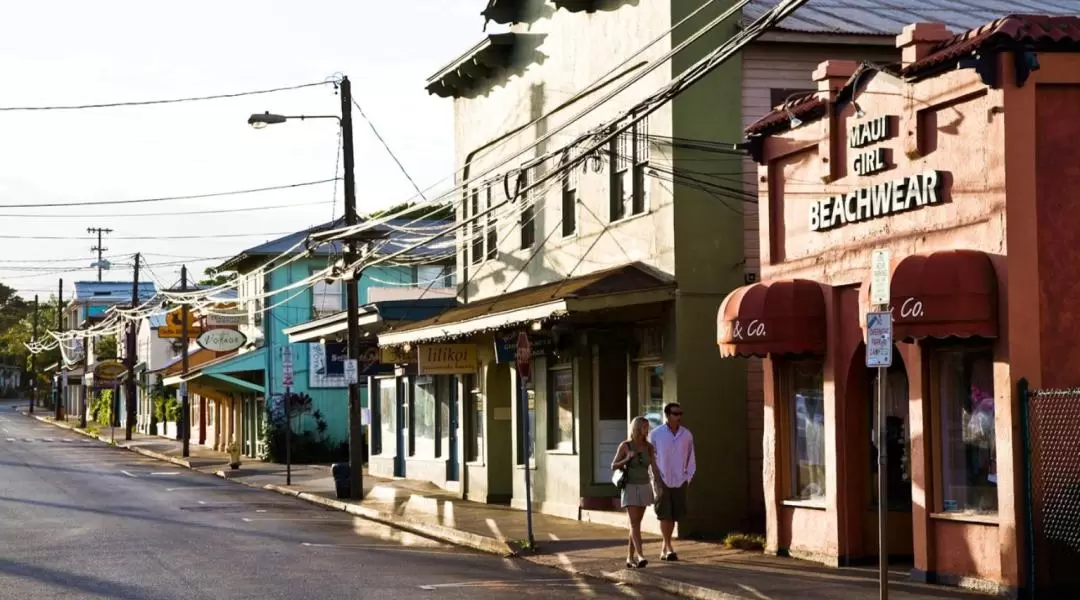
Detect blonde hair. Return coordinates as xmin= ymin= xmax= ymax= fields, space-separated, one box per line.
xmin=627 ymin=416 xmax=650 ymax=443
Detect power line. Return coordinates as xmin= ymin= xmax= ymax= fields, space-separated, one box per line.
xmin=0 ymin=80 xmax=330 ymax=112
xmin=352 ymin=98 xmax=426 ymax=201
xmin=0 ymin=178 xmax=339 ymax=209
xmin=0 ymin=200 xmax=335 ymax=218
xmin=0 ymin=232 xmax=290 ymax=240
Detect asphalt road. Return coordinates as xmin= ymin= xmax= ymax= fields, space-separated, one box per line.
xmin=0 ymin=401 xmax=668 ymax=600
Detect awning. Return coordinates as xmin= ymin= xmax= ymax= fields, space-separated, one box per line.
xmin=717 ymin=279 xmax=828 ymax=358
xmin=282 ymin=299 xmax=458 ymax=344
xmin=378 ymin=262 xmax=675 ymax=346
xmin=163 ymin=348 xmax=265 ymax=394
xmin=860 ymin=249 xmax=999 ymax=341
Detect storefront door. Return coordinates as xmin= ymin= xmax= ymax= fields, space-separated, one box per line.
xmin=395 ymin=378 xmax=408 ymax=478
xmin=448 ymin=382 xmax=459 ymax=482
xmin=866 ymin=347 xmax=913 ymax=559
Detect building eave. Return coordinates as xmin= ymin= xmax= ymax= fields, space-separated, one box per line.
xmin=425 ymin=33 xmax=547 ymax=99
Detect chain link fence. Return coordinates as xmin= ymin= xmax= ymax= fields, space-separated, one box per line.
xmin=1020 ymin=379 xmax=1080 ymax=598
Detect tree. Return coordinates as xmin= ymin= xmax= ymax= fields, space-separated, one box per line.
xmin=94 ymin=335 xmax=118 ymax=360
xmin=0 ymin=290 xmax=60 ymax=394
xmin=198 ymin=266 xmax=237 ymax=288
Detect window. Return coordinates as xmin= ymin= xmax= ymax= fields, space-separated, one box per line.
xmin=470 ymin=189 xmax=483 ymax=265
xmin=786 ymin=359 xmax=825 ymax=502
xmin=609 ymin=116 xmax=649 ymax=222
xmin=413 ymin=376 xmax=437 ymax=457
xmin=378 ymin=378 xmax=396 ymax=456
xmin=517 ymin=378 xmax=536 ymax=466
xmin=417 ymin=265 xmax=452 ymax=289
xmin=549 ymin=366 xmax=574 ymax=451
xmin=639 ymin=364 xmax=664 ymax=430
xmin=935 ymin=349 xmax=997 ymax=515
xmin=486 ymin=185 xmax=498 ymax=259
xmin=465 ymin=374 xmax=484 ymax=462
xmin=519 ymin=168 xmax=535 ymax=249
xmin=561 ymin=152 xmax=578 ymax=237
xmin=770 ymin=88 xmax=815 ymax=109
xmin=311 ymin=269 xmax=342 ymax=318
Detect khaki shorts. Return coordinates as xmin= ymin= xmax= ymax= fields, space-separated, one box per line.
xmin=621 ymin=483 xmax=655 ymax=507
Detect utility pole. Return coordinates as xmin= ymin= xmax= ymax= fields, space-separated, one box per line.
xmin=30 ymin=296 xmax=38 ymax=414
xmin=55 ymin=279 xmax=64 ymax=420
xmin=87 ymin=228 xmax=113 ymax=282
xmin=180 ymin=265 xmax=190 ymax=458
xmin=124 ymin=253 xmax=140 ymax=441
xmin=340 ymin=75 xmax=364 ymax=500
xmin=79 ymin=327 xmax=88 ymax=429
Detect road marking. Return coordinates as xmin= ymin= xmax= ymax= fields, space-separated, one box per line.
xmin=300 ymin=542 xmax=457 ymax=554
xmin=150 ymin=472 xmax=182 ymax=476
xmin=4 ymin=438 xmax=13 ymax=442
xmin=120 ymin=470 xmax=137 ymax=478
xmin=417 ymin=579 xmax=584 ymax=591
xmin=241 ymin=517 xmax=348 ymax=522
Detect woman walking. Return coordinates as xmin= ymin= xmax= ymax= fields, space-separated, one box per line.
xmin=611 ymin=416 xmax=658 ymax=568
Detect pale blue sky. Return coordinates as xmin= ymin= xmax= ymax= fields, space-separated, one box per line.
xmin=0 ymin=1 xmax=487 ymax=297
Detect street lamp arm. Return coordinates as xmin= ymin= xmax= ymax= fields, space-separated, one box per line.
xmin=247 ymin=111 xmax=340 ymax=128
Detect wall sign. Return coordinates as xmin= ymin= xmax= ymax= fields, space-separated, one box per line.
xmin=418 ymin=344 xmax=477 ymax=375
xmin=809 ymin=170 xmax=943 ymax=232
xmin=720 ymin=318 xmax=768 ymax=342
xmin=196 ymin=328 xmax=247 ymax=352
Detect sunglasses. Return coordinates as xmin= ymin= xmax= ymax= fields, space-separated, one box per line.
xmin=669 ymin=411 xmax=683 ymax=417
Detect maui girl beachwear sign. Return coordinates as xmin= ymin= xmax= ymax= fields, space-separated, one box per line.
xmin=810 ymin=169 xmax=945 ymax=232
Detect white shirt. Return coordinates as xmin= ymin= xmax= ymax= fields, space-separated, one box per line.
xmin=648 ymin=424 xmax=696 ymax=487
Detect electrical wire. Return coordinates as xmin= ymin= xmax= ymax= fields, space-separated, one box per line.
xmin=352 ymin=98 xmax=427 ymax=201
xmin=0 ymin=80 xmax=331 ymax=112
xmin=0 ymin=232 xmax=294 ymax=241
xmin=0 ymin=200 xmax=334 ymax=219
xmin=0 ymin=178 xmax=339 ymax=209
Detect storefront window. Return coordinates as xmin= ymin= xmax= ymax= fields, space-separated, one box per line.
xmin=465 ymin=374 xmax=483 ymax=462
xmin=787 ymin=360 xmax=826 ymax=502
xmin=936 ymin=349 xmax=997 ymax=515
xmin=379 ymin=378 xmax=396 ymax=457
xmin=413 ymin=376 xmax=437 ymax=458
xmin=549 ymin=366 xmax=574 ymax=451
xmin=640 ymin=364 xmax=664 ymax=429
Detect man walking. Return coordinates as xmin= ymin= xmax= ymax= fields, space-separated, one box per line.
xmin=648 ymin=401 xmax=695 ymax=561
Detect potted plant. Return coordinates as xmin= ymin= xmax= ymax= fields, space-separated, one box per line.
xmin=227 ymin=442 xmax=242 ymax=470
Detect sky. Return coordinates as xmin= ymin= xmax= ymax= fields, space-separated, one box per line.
xmin=0 ymin=1 xmax=486 ymax=299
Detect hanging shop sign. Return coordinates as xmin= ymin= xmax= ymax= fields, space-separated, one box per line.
xmin=379 ymin=346 xmax=415 ymax=365
xmin=418 ymin=343 xmax=477 ymax=375
xmin=93 ymin=359 xmax=127 ymax=384
xmin=493 ymin=331 xmax=550 ymax=363
xmin=196 ymin=328 xmax=247 ymax=352
xmin=205 ymin=302 xmax=248 ymax=327
xmin=158 ymin=308 xmax=202 ymax=339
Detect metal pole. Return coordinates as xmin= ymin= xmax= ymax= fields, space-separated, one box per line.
xmin=79 ymin=321 xmax=88 ymax=429
xmin=877 ymin=358 xmax=889 ymax=600
xmin=124 ymin=253 xmax=140 ymax=440
xmin=520 ymin=376 xmax=534 ymax=547
xmin=180 ymin=265 xmax=190 ymax=458
xmin=56 ymin=279 xmax=64 ymax=420
xmin=285 ymin=386 xmax=292 ymax=485
xmin=340 ymin=75 xmax=365 ymax=500
xmin=30 ymin=296 xmax=38 ymax=414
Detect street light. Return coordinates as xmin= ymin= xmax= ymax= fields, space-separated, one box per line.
xmin=247 ymin=75 xmax=365 ymax=500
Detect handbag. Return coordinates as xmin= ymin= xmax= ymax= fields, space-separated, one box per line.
xmin=612 ymin=466 xmax=627 ymax=489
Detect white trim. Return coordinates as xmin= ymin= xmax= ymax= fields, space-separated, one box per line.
xmin=378 ymin=300 xmax=568 ymax=346
xmin=284 ymin=312 xmax=381 ymax=344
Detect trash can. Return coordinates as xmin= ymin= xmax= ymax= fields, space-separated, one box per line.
xmin=332 ymin=462 xmax=351 ymax=499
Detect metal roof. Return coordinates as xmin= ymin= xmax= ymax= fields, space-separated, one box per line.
xmin=73 ymin=281 xmax=157 ymax=303
xmin=742 ymin=0 xmax=1080 ymax=36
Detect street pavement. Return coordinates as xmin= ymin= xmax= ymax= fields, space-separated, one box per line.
xmin=0 ymin=401 xmax=669 ymax=600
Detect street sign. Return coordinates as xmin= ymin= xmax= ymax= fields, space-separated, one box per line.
xmin=870 ymin=249 xmax=891 ymax=306
xmin=515 ymin=331 xmax=532 ymax=381
xmin=343 ymin=359 xmax=358 ymax=385
xmin=281 ymin=345 xmax=294 ymax=386
xmin=865 ymin=311 xmax=893 ymax=368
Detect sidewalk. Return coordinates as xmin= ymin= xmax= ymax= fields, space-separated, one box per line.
xmin=26 ymin=411 xmax=993 ymax=600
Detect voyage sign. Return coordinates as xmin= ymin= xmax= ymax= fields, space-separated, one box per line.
xmin=418 ymin=344 xmax=477 ymax=375
xmin=196 ymin=328 xmax=247 ymax=352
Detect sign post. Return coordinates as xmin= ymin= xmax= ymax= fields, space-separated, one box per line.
xmin=281 ymin=345 xmax=294 ymax=486
xmin=515 ymin=331 xmax=535 ymax=548
xmin=867 ymin=248 xmax=892 ymax=600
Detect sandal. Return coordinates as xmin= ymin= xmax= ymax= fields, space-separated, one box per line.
xmin=636 ymin=558 xmax=648 ymax=568
xmin=661 ymin=552 xmax=679 ymax=561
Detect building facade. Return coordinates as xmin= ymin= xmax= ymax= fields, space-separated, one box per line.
xmin=722 ymin=15 xmax=1080 ymax=595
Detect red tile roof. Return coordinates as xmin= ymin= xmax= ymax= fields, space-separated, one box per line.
xmin=902 ymin=14 xmax=1080 ymax=76
xmin=744 ymin=14 xmax=1080 ymax=137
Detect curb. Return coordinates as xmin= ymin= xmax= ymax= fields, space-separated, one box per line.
xmin=214 ymin=470 xmax=518 ymax=558
xmin=602 ymin=569 xmax=747 ymax=600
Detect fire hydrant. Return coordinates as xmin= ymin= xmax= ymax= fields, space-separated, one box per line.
xmin=227 ymin=442 xmax=242 ymax=470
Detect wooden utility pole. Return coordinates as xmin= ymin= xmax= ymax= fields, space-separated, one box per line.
xmin=88 ymin=227 xmax=113 ymax=282
xmin=29 ymin=296 xmax=38 ymax=414
xmin=124 ymin=253 xmax=140 ymax=440
xmin=340 ymin=75 xmax=365 ymax=499
xmin=180 ymin=265 xmax=190 ymax=458
xmin=55 ymin=279 xmax=64 ymax=420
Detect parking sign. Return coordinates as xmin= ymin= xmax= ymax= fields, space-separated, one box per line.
xmin=865 ymin=311 xmax=893 ymax=368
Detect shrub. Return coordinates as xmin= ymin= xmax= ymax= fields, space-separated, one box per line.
xmin=260 ymin=393 xmax=348 ymax=464
xmin=722 ymin=532 xmax=766 ymax=551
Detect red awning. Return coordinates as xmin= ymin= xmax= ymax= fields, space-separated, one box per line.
xmin=717 ymin=279 xmax=828 ymax=358
xmin=860 ymin=249 xmax=999 ymax=341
